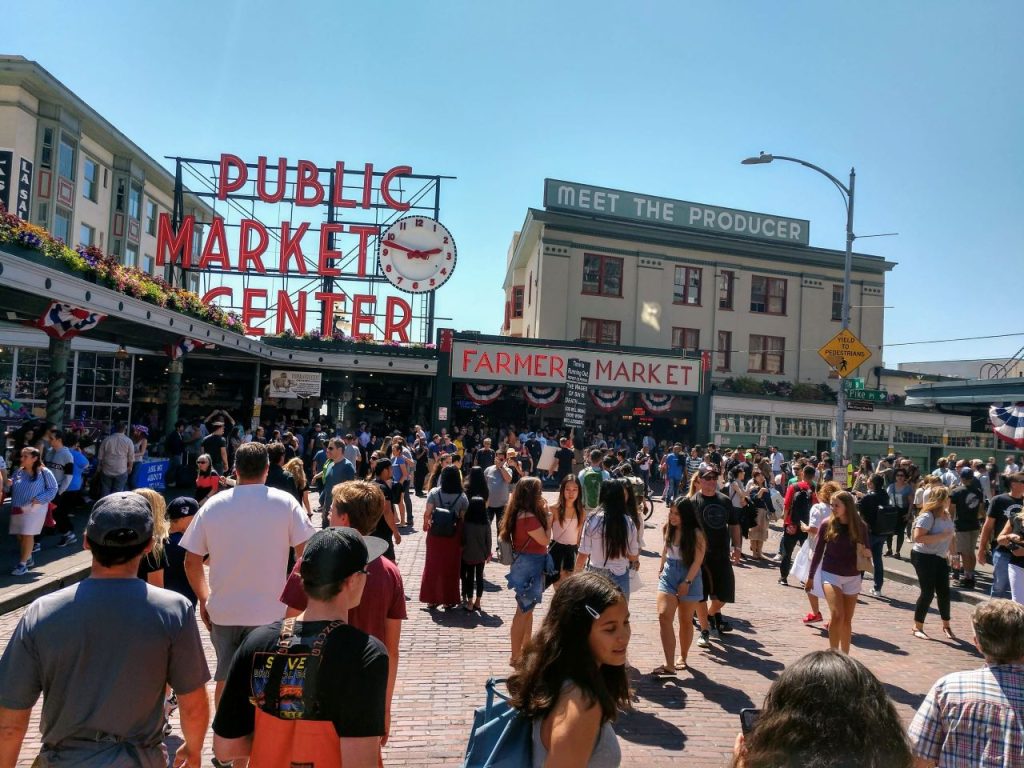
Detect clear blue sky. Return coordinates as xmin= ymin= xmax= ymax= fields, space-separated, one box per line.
xmin=10 ymin=1 xmax=1023 ymax=366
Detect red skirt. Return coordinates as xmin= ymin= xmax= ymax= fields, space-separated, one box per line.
xmin=419 ymin=524 xmax=463 ymax=605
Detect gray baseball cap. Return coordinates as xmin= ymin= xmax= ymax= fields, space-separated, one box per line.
xmin=86 ymin=492 xmax=154 ymax=547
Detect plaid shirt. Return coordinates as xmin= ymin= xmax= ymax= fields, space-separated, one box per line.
xmin=908 ymin=663 xmax=1024 ymax=768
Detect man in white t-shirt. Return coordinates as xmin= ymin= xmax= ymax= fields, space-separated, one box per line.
xmin=770 ymin=446 xmax=784 ymax=476
xmin=182 ymin=441 xmax=315 ymax=705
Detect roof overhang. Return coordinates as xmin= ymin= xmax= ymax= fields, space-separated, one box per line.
xmin=904 ymin=377 xmax=1024 ymax=406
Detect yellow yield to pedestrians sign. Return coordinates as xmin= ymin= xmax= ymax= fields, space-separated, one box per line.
xmin=818 ymin=328 xmax=871 ymax=378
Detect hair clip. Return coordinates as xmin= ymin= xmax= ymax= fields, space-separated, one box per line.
xmin=584 ymin=604 xmax=601 ymax=620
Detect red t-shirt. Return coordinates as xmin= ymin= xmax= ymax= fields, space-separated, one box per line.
xmin=279 ymin=554 xmax=407 ymax=642
xmin=513 ymin=514 xmax=548 ymax=555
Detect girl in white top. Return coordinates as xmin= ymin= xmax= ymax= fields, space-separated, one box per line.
xmin=508 ymin=571 xmax=628 ymax=767
xmin=576 ymin=480 xmax=640 ymax=601
xmin=549 ymin=475 xmax=586 ymax=588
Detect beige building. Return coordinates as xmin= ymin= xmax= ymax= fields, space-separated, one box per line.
xmin=0 ymin=55 xmax=209 ymax=291
xmin=502 ymin=178 xmax=894 ymax=388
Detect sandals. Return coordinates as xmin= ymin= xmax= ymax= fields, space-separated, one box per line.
xmin=942 ymin=626 xmax=956 ymax=641
xmin=674 ymin=657 xmax=688 ymax=670
xmin=913 ymin=629 xmax=929 ymax=640
xmin=652 ymin=665 xmax=676 ymax=677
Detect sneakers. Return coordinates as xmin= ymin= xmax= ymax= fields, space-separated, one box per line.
xmin=802 ymin=612 xmax=823 ymax=624
xmin=711 ymin=614 xmax=733 ymax=634
xmin=11 ymin=562 xmax=29 ymax=576
xmin=777 ymin=577 xmax=788 ymax=586
xmin=58 ymin=532 xmax=78 ymax=547
xmin=869 ymin=587 xmax=882 ymax=597
xmin=32 ymin=543 xmax=42 ymax=553
xmin=959 ymin=579 xmax=975 ymax=590
xmin=696 ymin=630 xmax=711 ymax=648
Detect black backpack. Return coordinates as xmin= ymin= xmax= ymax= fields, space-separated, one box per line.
xmin=788 ymin=486 xmax=813 ymax=527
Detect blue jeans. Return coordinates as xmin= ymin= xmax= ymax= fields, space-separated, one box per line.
xmin=99 ymin=471 xmax=128 ymax=497
xmin=991 ymin=548 xmax=1012 ymax=599
xmin=663 ymin=476 xmax=682 ymax=504
xmin=870 ymin=535 xmax=886 ymax=591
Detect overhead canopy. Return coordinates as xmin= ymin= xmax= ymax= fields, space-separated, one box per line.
xmin=904 ymin=377 xmax=1024 ymax=406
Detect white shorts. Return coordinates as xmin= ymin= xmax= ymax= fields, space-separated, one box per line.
xmin=821 ymin=570 xmax=862 ymax=596
xmin=8 ymin=502 xmax=47 ymax=536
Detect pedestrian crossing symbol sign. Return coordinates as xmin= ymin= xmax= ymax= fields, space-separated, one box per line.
xmin=818 ymin=328 xmax=871 ymax=378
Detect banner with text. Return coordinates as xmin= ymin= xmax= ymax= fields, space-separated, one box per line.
xmin=563 ymin=359 xmax=590 ymax=429
xmin=452 ymin=342 xmax=700 ymax=394
xmin=269 ymin=370 xmax=322 ymax=399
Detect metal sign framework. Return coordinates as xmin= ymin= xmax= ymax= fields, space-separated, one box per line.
xmin=169 ymin=156 xmax=455 ymax=343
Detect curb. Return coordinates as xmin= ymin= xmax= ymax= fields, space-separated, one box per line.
xmin=0 ymin=562 xmax=92 ymax=616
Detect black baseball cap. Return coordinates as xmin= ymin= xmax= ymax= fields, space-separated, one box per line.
xmin=698 ymin=467 xmax=720 ymax=478
xmin=86 ymin=492 xmax=154 ymax=548
xmin=300 ymin=527 xmax=387 ymax=589
xmin=167 ymin=496 xmax=200 ymax=520
xmin=959 ymin=467 xmax=975 ymax=479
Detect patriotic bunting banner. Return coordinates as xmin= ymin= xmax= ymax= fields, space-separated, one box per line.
xmin=640 ymin=392 xmax=674 ymax=412
xmin=34 ymin=302 xmax=106 ymax=340
xmin=523 ymin=385 xmax=562 ymax=408
xmin=590 ymin=389 xmax=626 ymax=412
xmin=463 ymin=383 xmax=504 ymax=405
xmin=166 ymin=338 xmax=214 ymax=359
xmin=989 ymin=403 xmax=1024 ymax=449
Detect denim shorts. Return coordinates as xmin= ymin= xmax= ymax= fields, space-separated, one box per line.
xmin=586 ymin=564 xmax=631 ymax=599
xmin=658 ymin=558 xmax=704 ymax=600
xmin=506 ymin=552 xmax=549 ymax=613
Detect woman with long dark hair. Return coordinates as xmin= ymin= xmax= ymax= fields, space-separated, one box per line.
xmin=499 ymin=476 xmax=551 ymax=666
xmin=549 ymin=474 xmax=586 ymax=588
xmin=508 ymin=571 xmax=629 ymax=767
xmin=420 ymin=465 xmax=468 ymax=609
xmin=7 ymin=446 xmax=58 ymax=576
xmin=806 ymin=491 xmax=871 ymax=654
xmin=575 ymin=480 xmax=640 ymax=600
xmin=731 ymin=650 xmax=911 ymax=768
xmin=654 ymin=496 xmax=707 ymax=674
xmin=460 ymin=466 xmax=491 ymax=611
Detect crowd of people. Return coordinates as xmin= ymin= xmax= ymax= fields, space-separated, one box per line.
xmin=0 ymin=414 xmax=1022 ymax=766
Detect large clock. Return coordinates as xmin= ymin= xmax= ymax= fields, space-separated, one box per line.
xmin=377 ymin=215 xmax=457 ymax=293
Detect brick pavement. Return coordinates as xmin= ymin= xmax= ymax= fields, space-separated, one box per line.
xmin=0 ymin=492 xmax=988 ymax=767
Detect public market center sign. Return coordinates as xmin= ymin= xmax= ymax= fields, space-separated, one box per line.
xmin=544 ymin=179 xmax=810 ymax=246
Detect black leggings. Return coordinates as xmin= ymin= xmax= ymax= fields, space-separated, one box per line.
xmin=461 ymin=561 xmax=484 ymax=600
xmin=886 ymin=510 xmax=911 ymax=553
xmin=911 ymin=550 xmax=950 ymax=623
xmin=780 ymin=530 xmax=807 ymax=580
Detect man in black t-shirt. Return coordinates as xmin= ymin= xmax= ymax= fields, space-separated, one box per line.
xmin=371 ymin=459 xmax=402 ymax=561
xmin=977 ymin=471 xmax=1023 ymax=600
xmin=950 ymin=468 xmax=986 ymax=589
xmin=554 ymin=437 xmax=575 ymax=482
xmin=692 ymin=467 xmax=741 ymax=647
xmin=202 ymin=422 xmax=228 ymax=475
xmin=213 ymin=527 xmax=389 ymax=766
xmin=474 ymin=438 xmax=496 ymax=470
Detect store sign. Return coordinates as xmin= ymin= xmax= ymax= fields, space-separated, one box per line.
xmin=544 ymin=179 xmax=810 ymax=246
xmin=0 ymin=150 xmax=11 ymax=212
xmin=452 ymin=342 xmax=700 ymax=394
xmin=269 ymin=370 xmax=322 ymax=399
xmin=563 ymin=359 xmax=589 ymax=429
xmin=157 ymin=154 xmax=455 ymax=341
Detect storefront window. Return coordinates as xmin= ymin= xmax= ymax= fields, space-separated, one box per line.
xmin=775 ymin=416 xmax=831 ymax=439
xmin=715 ymin=412 xmax=769 ymax=435
xmin=0 ymin=347 xmax=14 ymax=397
xmin=893 ymin=426 xmax=944 ymax=444
xmin=15 ymin=348 xmax=50 ymax=402
xmin=849 ymin=422 xmax=890 ymax=441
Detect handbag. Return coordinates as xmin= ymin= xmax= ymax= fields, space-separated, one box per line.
xmin=497 ymin=539 xmax=515 ymax=566
xmin=857 ymin=547 xmax=873 ymax=573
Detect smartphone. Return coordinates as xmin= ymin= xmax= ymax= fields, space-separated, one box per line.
xmin=739 ymin=708 xmax=760 ymax=734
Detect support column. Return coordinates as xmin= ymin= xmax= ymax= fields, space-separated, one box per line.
xmin=694 ymin=362 xmax=713 ymax=445
xmin=166 ymin=359 xmax=183 ymax=437
xmin=46 ymin=337 xmax=71 ymax=428
xmin=431 ymin=332 xmax=453 ymax=435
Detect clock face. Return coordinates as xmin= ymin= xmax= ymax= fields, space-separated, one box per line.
xmin=377 ymin=216 xmax=457 ymax=293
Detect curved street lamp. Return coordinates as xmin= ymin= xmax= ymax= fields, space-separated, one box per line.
xmin=742 ymin=151 xmax=856 ymax=464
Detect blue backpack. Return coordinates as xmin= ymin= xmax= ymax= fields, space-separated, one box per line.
xmin=463 ymin=677 xmax=533 ymax=767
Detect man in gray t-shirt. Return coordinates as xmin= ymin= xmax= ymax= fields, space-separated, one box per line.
xmin=484 ymin=454 xmax=513 ymax=530
xmin=0 ymin=492 xmax=211 ymax=767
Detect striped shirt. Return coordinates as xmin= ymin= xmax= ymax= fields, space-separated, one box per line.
xmin=10 ymin=468 xmax=58 ymax=509
xmin=908 ymin=663 xmax=1024 ymax=768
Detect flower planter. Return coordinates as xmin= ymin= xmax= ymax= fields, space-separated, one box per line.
xmin=263 ymin=336 xmax=437 ymax=359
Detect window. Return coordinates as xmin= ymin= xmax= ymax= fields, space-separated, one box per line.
xmin=124 ymin=245 xmax=138 ymax=268
xmin=716 ymin=330 xmax=732 ymax=371
xmin=527 ymin=271 xmax=532 ymax=306
xmin=142 ymin=253 xmax=155 ymax=274
xmin=145 ymin=199 xmax=158 ymax=236
xmin=112 ymin=238 xmax=122 ymax=255
xmin=115 ymin=179 xmax=126 ymax=212
xmin=580 ymin=318 xmax=620 ymax=345
xmin=512 ymin=286 xmax=524 ymax=318
xmin=53 ymin=207 xmax=72 ymax=243
xmin=36 ymin=202 xmax=48 ymax=226
xmin=750 ymin=275 xmax=787 ymax=314
xmin=776 ymin=417 xmax=831 ymax=439
xmin=15 ymin=348 xmax=50 ymax=401
xmin=748 ymin=334 xmax=785 ymax=374
xmin=582 ymin=254 xmax=623 ymax=297
xmin=79 ymin=223 xmax=95 ymax=247
xmin=128 ymin=184 xmax=142 ymax=220
xmin=673 ymin=266 xmax=702 ymax=305
xmin=719 ymin=270 xmax=734 ymax=310
xmin=40 ymin=127 xmax=54 ymax=169
xmin=83 ymin=158 xmax=99 ymax=201
xmin=503 ymin=301 xmax=511 ymax=330
xmin=831 ymin=284 xmax=843 ymax=321
xmin=58 ymin=136 xmax=77 ymax=180
xmin=671 ymin=327 xmax=700 ymax=351
xmin=716 ymin=412 xmax=770 ymax=435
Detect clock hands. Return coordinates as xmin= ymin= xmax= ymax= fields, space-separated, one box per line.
xmin=384 ymin=241 xmax=416 ymax=254
xmin=382 ymin=242 xmax=441 ymax=260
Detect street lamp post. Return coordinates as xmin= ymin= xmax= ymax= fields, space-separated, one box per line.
xmin=742 ymin=151 xmax=856 ymax=465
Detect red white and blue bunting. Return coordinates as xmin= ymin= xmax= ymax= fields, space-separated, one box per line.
xmin=166 ymin=337 xmax=215 ymax=360
xmin=989 ymin=403 xmax=1024 ymax=449
xmin=590 ymin=389 xmax=626 ymax=412
xmin=463 ymin=383 xmax=504 ymax=405
xmin=523 ymin=385 xmax=562 ymax=408
xmin=35 ymin=302 xmax=106 ymax=340
xmin=640 ymin=392 xmax=674 ymax=413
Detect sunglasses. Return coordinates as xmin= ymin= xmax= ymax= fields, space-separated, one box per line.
xmin=197 ymin=460 xmax=209 ymax=465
